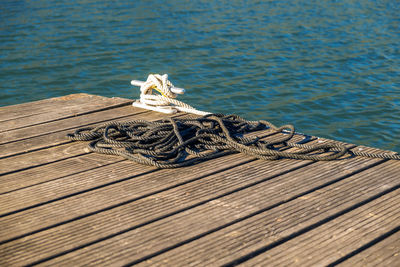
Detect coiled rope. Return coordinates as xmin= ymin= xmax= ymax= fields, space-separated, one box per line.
xmin=67 ymin=114 xmax=400 ymax=168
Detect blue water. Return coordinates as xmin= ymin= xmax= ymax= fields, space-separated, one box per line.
xmin=1 ymin=0 xmax=399 ymax=152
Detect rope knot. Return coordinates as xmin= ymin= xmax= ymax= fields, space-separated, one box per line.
xmin=140 ymin=74 xmax=176 ymax=98
xmin=132 ymin=73 xmax=210 ymax=116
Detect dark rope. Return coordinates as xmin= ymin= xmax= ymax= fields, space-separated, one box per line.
xmin=66 ymin=114 xmax=400 ymax=168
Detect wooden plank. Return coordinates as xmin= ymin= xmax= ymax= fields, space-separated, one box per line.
xmin=239 ymin=188 xmax=400 ymax=266
xmin=0 ymin=146 xmax=385 ymax=265
xmin=0 ymin=153 xmax=125 ymax=194
xmin=0 ymin=105 xmax=148 ymax=158
xmin=131 ymin=159 xmax=399 ymax=267
xmin=0 ymin=142 xmax=86 ymax=175
xmin=337 ymin=230 xmax=400 ymax=266
xmin=0 ymin=94 xmax=131 ymax=130
xmin=0 ymin=101 xmax=136 ymax=146
xmin=0 ymin=93 xmax=94 ymax=121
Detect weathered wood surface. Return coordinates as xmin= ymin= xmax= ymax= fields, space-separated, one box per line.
xmin=0 ymin=94 xmax=399 ymax=266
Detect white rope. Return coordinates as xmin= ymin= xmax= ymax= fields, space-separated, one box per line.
xmin=131 ymin=74 xmax=210 ymax=116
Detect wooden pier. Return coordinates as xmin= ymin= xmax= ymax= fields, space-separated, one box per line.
xmin=1 ymin=93 xmax=399 ymax=266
